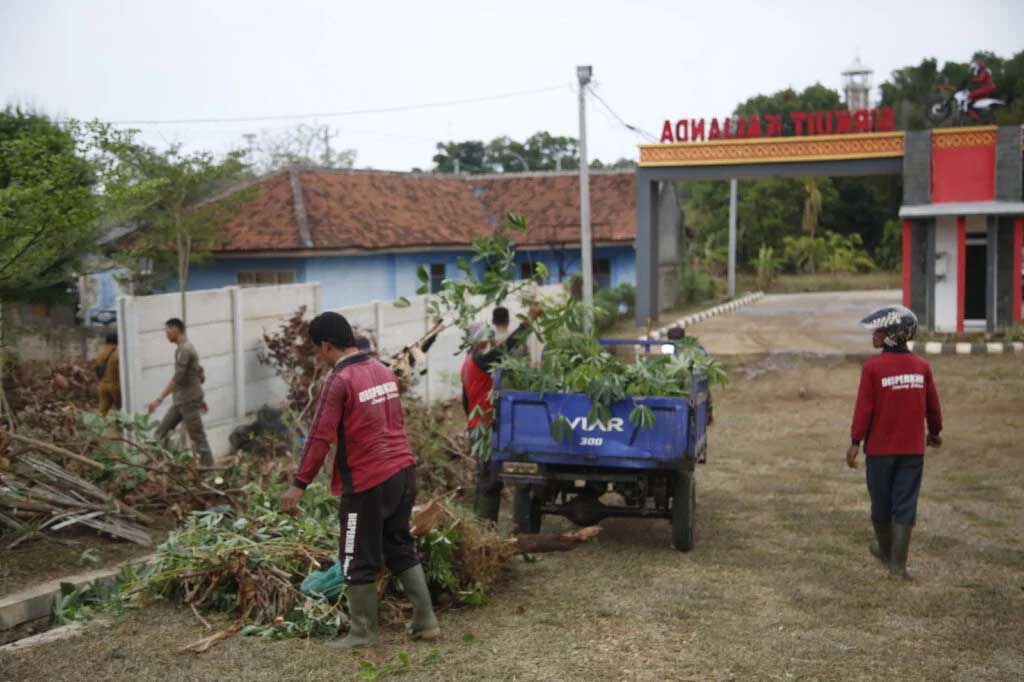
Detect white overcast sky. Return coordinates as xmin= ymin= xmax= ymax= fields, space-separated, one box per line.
xmin=2 ymin=0 xmax=1022 ymax=171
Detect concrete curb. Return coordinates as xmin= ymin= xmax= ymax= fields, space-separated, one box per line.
xmin=647 ymin=292 xmax=766 ymax=340
xmin=908 ymin=340 xmax=1024 ymax=356
xmin=0 ymin=554 xmax=154 ymax=632
xmin=0 ymin=620 xmax=100 ymax=654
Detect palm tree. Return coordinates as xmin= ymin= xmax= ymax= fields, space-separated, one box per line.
xmin=802 ymin=178 xmax=823 ymax=273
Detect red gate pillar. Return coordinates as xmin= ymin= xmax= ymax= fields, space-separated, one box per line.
xmin=956 ymin=216 xmax=966 ymax=333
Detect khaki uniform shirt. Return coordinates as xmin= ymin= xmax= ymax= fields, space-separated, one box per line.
xmin=172 ymin=340 xmax=204 ymax=405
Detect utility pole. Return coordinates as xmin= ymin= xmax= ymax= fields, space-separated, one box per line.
xmin=577 ymin=65 xmax=594 ymax=333
xmin=728 ymin=178 xmax=738 ymax=299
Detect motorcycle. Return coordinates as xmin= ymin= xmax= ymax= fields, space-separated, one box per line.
xmin=926 ymin=81 xmax=1004 ymax=126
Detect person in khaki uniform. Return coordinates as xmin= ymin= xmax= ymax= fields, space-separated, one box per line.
xmin=147 ymin=318 xmax=213 ymax=466
xmin=95 ymin=332 xmax=121 ymax=416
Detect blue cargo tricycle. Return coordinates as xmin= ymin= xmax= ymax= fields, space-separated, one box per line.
xmin=491 ymin=339 xmax=710 ymax=551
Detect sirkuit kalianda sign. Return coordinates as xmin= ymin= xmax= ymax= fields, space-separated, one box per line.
xmin=659 ymin=107 xmax=896 ymax=143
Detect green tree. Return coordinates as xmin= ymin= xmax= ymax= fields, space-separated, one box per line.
xmin=1 ymin=108 xmax=154 ymax=423
xmin=879 ymin=50 xmax=1024 ymax=128
xmin=246 ymin=123 xmax=356 ymax=175
xmin=432 ymin=140 xmax=490 ymax=173
xmin=117 ymin=145 xmax=254 ymax=323
xmin=734 ymin=83 xmax=842 ymax=135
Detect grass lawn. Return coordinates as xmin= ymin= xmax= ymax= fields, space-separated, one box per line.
xmin=4 ymin=354 xmax=1022 ymax=681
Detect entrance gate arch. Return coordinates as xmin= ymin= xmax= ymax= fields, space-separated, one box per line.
xmin=634 ymin=127 xmax=1024 ymax=333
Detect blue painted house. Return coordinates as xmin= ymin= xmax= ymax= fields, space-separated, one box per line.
xmin=159 ymin=168 xmax=680 ymax=310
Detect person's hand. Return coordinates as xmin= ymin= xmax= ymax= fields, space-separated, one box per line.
xmin=280 ymin=486 xmax=305 ymax=516
xmin=846 ymin=444 xmax=860 ymax=469
xmin=927 ymin=433 xmax=943 ymax=448
xmin=147 ymin=399 xmax=161 ymax=414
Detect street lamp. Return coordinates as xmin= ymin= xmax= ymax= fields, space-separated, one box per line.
xmin=577 ymin=65 xmax=593 ymax=333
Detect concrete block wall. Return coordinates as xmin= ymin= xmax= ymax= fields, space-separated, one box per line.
xmin=119 ymin=281 xmax=562 ymax=457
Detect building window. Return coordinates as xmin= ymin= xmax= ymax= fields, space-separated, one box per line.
xmin=520 ymin=260 xmax=539 ymax=281
xmin=237 ymin=271 xmax=295 ymax=288
xmin=429 ymin=263 xmax=446 ymax=294
xmin=594 ymin=258 xmax=612 ymax=289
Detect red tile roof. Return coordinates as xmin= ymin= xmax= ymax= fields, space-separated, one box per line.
xmin=217 ymin=169 xmax=636 ymax=253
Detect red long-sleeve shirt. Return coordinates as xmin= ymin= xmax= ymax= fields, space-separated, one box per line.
xmin=851 ymin=350 xmax=942 ymax=456
xmin=969 ymin=67 xmax=995 ymax=100
xmin=293 ymin=353 xmax=415 ymax=496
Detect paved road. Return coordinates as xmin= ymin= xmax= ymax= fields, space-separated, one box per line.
xmin=683 ymin=289 xmax=901 ymax=355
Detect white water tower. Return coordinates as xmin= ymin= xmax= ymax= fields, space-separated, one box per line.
xmin=842 ymin=57 xmax=873 ymax=111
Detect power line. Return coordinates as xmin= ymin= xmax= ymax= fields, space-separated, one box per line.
xmin=104 ymin=83 xmax=574 ymax=126
xmin=586 ymin=84 xmax=659 ymax=143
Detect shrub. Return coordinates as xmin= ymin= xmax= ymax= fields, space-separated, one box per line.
xmin=677 ymin=265 xmax=717 ymax=305
xmin=751 ymin=244 xmax=784 ymax=290
xmin=823 ymin=232 xmax=876 ymax=273
xmin=783 ymin=235 xmax=829 ymax=274
xmin=876 ymin=219 xmax=903 ymax=271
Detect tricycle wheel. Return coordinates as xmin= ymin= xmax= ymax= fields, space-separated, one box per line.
xmin=512 ymin=485 xmax=542 ymax=534
xmin=671 ymin=472 xmax=696 ymax=552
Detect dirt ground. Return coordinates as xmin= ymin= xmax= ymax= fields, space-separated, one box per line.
xmin=0 ymin=528 xmax=167 ymax=598
xmin=2 ymin=352 xmax=1021 ymax=681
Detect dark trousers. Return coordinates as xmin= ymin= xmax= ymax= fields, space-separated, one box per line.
xmin=865 ymin=455 xmax=924 ymax=526
xmin=338 ymin=466 xmax=420 ymax=586
xmin=476 ymin=455 xmax=503 ymax=498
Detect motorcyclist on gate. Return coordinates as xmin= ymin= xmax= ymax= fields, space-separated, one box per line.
xmin=963 ymin=58 xmax=996 ymax=120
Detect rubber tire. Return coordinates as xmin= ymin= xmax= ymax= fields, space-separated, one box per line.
xmin=671 ymin=472 xmax=696 ymax=552
xmin=512 ymin=486 xmax=542 ymax=535
xmin=925 ymin=94 xmax=951 ymax=125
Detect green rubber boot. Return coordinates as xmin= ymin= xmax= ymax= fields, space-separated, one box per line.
xmin=397 ymin=564 xmax=440 ymax=641
xmin=326 ymin=583 xmax=379 ymax=650
xmin=870 ymin=521 xmax=892 ymax=564
xmin=474 ymin=491 xmax=501 ymax=523
xmin=889 ymin=524 xmax=913 ymax=580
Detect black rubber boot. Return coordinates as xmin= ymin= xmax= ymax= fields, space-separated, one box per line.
xmin=474 ymin=491 xmax=500 ymax=523
xmin=326 ymin=583 xmax=379 ymax=650
xmin=889 ymin=524 xmax=913 ymax=580
xmin=397 ymin=564 xmax=440 ymax=641
xmin=870 ymin=521 xmax=892 ymax=564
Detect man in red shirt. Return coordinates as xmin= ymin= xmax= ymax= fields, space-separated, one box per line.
xmin=462 ymin=304 xmax=541 ymax=521
xmin=966 ymin=58 xmax=996 ymax=121
xmin=279 ymin=312 xmax=438 ymax=649
xmin=846 ymin=306 xmax=943 ymax=579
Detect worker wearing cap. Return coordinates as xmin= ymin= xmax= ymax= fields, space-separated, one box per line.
xmin=847 ymin=305 xmax=943 ymax=580
xmin=280 ymin=312 xmax=439 ymax=649
xmin=462 ymin=303 xmax=542 ymax=521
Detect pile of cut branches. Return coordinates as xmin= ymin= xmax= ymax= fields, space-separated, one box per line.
xmin=494 ymin=297 xmax=728 ymax=437
xmin=0 ymin=412 xmax=251 ymax=549
xmin=127 ymin=482 xmax=600 ymax=650
xmin=5 ymin=358 xmax=98 ymax=448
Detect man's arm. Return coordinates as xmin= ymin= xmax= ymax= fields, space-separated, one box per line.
xmin=147 ymin=378 xmax=175 ymax=413
xmin=281 ymin=374 xmax=345 ymax=514
xmin=925 ymin=366 xmax=943 ymax=442
xmin=850 ymin=364 xmax=875 ymax=444
xmin=472 ymin=322 xmax=532 ymax=372
xmin=847 ymin=365 xmax=874 ymax=467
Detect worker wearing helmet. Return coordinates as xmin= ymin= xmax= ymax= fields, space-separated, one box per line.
xmin=847 ymin=305 xmax=943 ymax=580
xmin=965 ymin=58 xmax=996 ymax=120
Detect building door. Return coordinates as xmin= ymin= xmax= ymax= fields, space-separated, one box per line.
xmin=964 ymin=239 xmax=987 ymax=323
